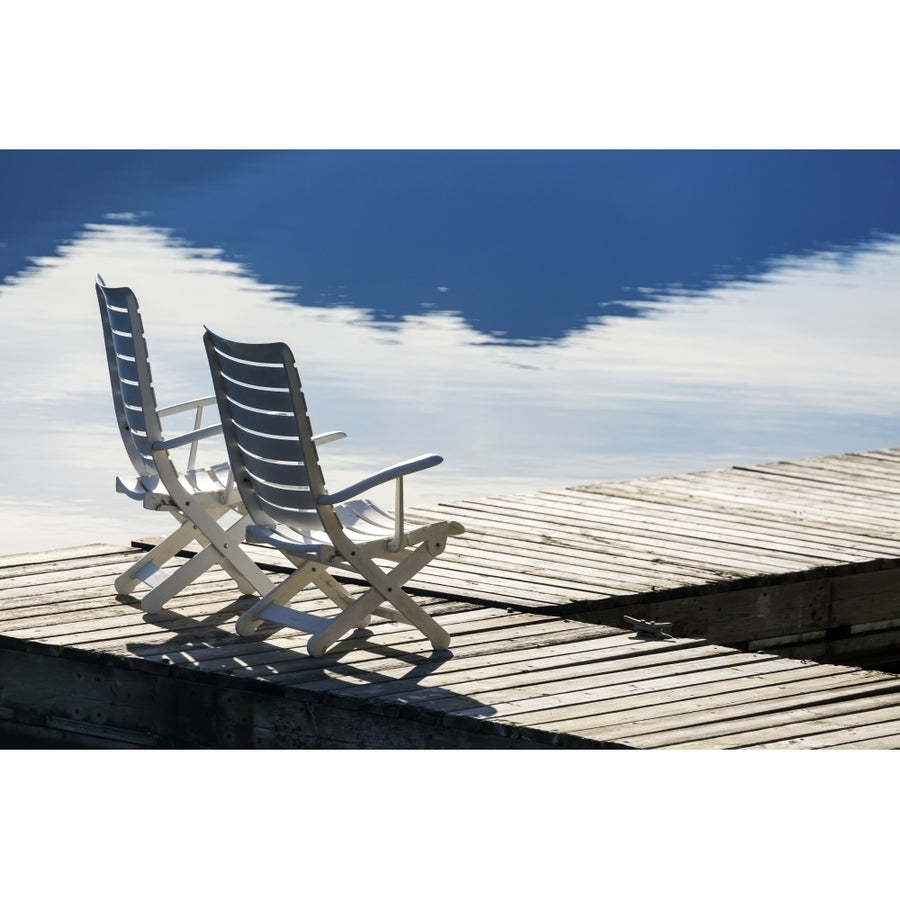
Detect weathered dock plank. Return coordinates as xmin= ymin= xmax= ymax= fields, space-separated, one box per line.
xmin=3 ymin=447 xmax=900 ymax=748
xmin=402 ymin=449 xmax=900 ymax=664
xmin=1 ymin=550 xmax=899 ymax=748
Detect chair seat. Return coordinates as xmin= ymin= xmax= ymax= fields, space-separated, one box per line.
xmin=115 ymin=462 xmax=237 ymax=508
xmin=245 ymin=498 xmax=462 ymax=563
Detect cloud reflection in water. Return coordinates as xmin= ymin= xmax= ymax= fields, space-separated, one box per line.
xmin=1 ymin=222 xmax=898 ymax=554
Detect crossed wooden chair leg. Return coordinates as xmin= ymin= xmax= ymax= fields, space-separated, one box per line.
xmin=117 ymin=510 xmax=276 ymax=614
xmin=235 ymin=536 xmax=450 ymax=657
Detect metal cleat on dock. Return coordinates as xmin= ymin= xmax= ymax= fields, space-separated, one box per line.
xmin=624 ymin=615 xmax=674 ymax=639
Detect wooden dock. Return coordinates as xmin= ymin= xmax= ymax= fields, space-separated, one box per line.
xmin=3 ymin=447 xmax=900 ymax=749
xmin=410 ymin=447 xmax=900 ymax=668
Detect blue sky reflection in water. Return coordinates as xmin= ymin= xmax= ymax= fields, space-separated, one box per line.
xmin=1 ymin=150 xmax=900 ymax=554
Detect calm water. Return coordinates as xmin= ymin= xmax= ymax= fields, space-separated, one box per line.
xmin=2 ymin=150 xmax=900 ymax=555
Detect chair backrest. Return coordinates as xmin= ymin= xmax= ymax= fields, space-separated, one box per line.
xmin=96 ymin=274 xmax=164 ymax=481
xmin=203 ymin=329 xmax=329 ymax=534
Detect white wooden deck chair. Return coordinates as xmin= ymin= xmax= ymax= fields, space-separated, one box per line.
xmin=96 ymin=275 xmax=282 ymax=613
xmin=203 ymin=329 xmax=465 ymax=657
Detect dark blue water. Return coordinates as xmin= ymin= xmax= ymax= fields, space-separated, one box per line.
xmin=4 ymin=149 xmax=900 ymax=342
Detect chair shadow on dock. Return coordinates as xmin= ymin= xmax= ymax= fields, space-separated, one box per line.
xmin=121 ymin=586 xmax=497 ymax=724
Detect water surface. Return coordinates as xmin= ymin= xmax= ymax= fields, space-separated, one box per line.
xmin=2 ymin=151 xmax=899 ymax=554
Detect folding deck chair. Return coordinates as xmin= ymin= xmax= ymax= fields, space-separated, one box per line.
xmin=204 ymin=329 xmax=465 ymax=657
xmin=96 ymin=275 xmax=288 ymax=613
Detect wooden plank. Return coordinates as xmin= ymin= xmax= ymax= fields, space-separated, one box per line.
xmin=0 ymin=554 xmax=146 ymax=600
xmin=433 ymin=527 xmax=726 ymax=586
xmin=737 ymin=460 xmax=900 ymax=495
xmin=400 ymin=650 xmax=809 ymax=719
xmin=0 ymin=543 xmax=133 ymax=571
xmin=652 ymin=694 xmax=900 ymax=749
xmin=513 ymin=667 xmax=894 ymax=732
xmin=455 ymin=492 xmax=861 ymax=569
xmin=566 ymin=673 xmax=900 ymax=746
xmin=718 ymin=468 xmax=900 ymax=512
xmin=434 ymin=499 xmax=828 ymax=577
xmin=616 ymin=469 xmax=900 ymax=524
xmin=774 ymin=719 xmax=900 ymax=749
xmin=557 ymin=484 xmax=900 ymax=552
xmin=564 ymin=482 xmax=900 ymax=555
xmin=144 ymin=611 xmax=619 ymax=678
xmin=284 ymin=638 xmax=725 ymax=701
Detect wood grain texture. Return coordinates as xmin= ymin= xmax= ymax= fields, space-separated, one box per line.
xmin=4 ymin=447 xmax=900 ymax=748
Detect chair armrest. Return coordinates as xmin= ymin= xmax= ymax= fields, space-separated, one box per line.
xmin=157 ymin=395 xmax=218 ymax=417
xmin=318 ymin=453 xmax=442 ymax=505
xmin=312 ymin=430 xmax=347 ymax=446
xmin=152 ymin=422 xmax=223 ymax=451
xmin=156 ymin=396 xmax=220 ymax=470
